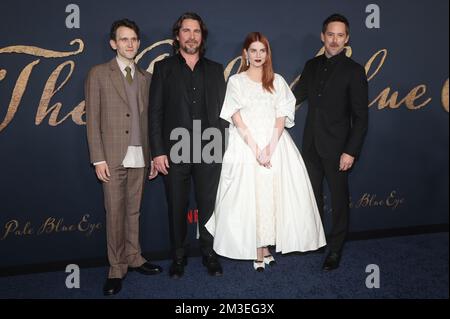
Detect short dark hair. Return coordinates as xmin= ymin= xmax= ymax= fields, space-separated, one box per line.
xmin=322 ymin=14 xmax=350 ymax=35
xmin=110 ymin=19 xmax=140 ymax=41
xmin=172 ymin=12 xmax=208 ymax=55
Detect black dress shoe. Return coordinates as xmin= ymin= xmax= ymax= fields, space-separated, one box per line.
xmin=169 ymin=258 xmax=186 ymax=279
xmin=322 ymin=252 xmax=341 ymax=271
xmin=129 ymin=262 xmax=163 ymax=275
xmin=202 ymin=254 xmax=223 ymax=276
xmin=103 ymin=278 xmax=122 ymax=296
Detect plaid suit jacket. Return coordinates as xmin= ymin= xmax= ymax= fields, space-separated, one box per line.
xmin=85 ymin=58 xmax=151 ymax=167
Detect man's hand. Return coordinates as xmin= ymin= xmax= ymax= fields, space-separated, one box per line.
xmin=95 ymin=162 xmax=111 ymax=182
xmin=339 ymin=153 xmax=355 ymax=171
xmin=148 ymin=161 xmax=158 ymax=180
xmin=153 ymin=155 xmax=170 ymax=175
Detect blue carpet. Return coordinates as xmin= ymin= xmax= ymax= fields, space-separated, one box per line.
xmin=0 ymin=233 xmax=448 ymax=299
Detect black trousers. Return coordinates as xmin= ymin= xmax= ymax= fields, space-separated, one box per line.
xmin=303 ymin=144 xmax=350 ymax=253
xmin=163 ymin=161 xmax=222 ymax=260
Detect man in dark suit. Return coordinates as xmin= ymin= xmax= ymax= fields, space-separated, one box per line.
xmin=293 ymin=14 xmax=369 ymax=271
xmin=86 ymin=19 xmax=162 ymax=296
xmin=149 ymin=12 xmax=226 ymax=278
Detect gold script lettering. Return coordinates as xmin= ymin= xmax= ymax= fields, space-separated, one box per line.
xmin=224 ymin=57 xmax=242 ymax=82
xmin=370 ymin=85 xmax=432 ymax=110
xmin=77 ymin=214 xmax=102 ymax=236
xmin=135 ymin=39 xmax=173 ymax=74
xmin=0 ymin=39 xmax=84 ymax=57
xmin=1 ymin=220 xmax=34 ymax=240
xmin=386 ymin=191 xmax=405 ymax=210
xmin=37 ymin=217 xmax=76 ymax=234
xmin=365 ymin=49 xmax=387 ymax=82
xmin=442 ymin=79 xmax=449 ymax=112
xmin=1 ymin=220 xmax=18 ymax=240
xmin=0 ymin=60 xmax=40 ymax=132
xmin=0 ymin=39 xmax=84 ymax=132
xmin=0 ymin=40 xmax=443 ymax=134
xmin=35 ymin=61 xmax=82 ymax=126
xmin=404 ymin=85 xmax=432 ymax=110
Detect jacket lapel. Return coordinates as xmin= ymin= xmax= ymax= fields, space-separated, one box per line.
xmin=109 ymin=58 xmax=129 ymax=107
xmin=203 ymin=61 xmax=212 ymax=118
xmin=312 ymin=58 xmax=323 ymax=95
xmin=176 ymin=58 xmax=192 ymax=103
xmin=136 ymin=66 xmax=146 ymax=114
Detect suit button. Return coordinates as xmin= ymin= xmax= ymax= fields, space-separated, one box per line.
xmin=125 ymin=130 xmax=129 ymax=134
xmin=318 ymin=94 xmax=322 ymax=97
xmin=126 ymin=113 xmax=130 ymax=117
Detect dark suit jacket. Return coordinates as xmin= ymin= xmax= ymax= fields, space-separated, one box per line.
xmin=86 ymin=58 xmax=152 ymax=167
xmin=149 ymin=55 xmax=227 ymax=158
xmin=293 ymin=51 xmax=368 ymax=159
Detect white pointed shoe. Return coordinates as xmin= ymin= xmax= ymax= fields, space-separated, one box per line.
xmin=253 ymin=260 xmax=265 ymax=272
xmin=263 ymin=255 xmax=276 ymax=266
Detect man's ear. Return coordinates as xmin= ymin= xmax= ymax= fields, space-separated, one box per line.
xmin=110 ymin=39 xmax=117 ymax=50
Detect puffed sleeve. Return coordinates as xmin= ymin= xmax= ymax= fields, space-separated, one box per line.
xmin=219 ymin=75 xmax=243 ymax=124
xmin=274 ymin=74 xmax=296 ymax=128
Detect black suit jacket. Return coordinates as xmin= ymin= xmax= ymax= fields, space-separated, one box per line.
xmin=149 ymin=55 xmax=227 ymax=158
xmin=293 ymin=51 xmax=369 ymax=159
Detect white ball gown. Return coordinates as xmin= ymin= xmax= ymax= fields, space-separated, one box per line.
xmin=205 ymin=72 xmax=326 ymax=260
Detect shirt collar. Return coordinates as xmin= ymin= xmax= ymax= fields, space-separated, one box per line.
xmin=116 ymin=57 xmax=136 ymax=74
xmin=177 ymin=53 xmax=204 ymax=66
xmin=325 ymin=48 xmax=346 ymax=64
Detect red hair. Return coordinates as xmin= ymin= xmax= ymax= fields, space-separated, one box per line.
xmin=239 ymin=32 xmax=275 ymax=93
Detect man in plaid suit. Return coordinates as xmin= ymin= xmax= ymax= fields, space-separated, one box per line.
xmin=85 ymin=19 xmax=162 ymax=296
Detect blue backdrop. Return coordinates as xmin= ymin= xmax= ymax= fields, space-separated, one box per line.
xmin=0 ymin=0 xmax=448 ymax=268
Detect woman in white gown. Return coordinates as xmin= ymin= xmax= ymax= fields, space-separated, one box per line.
xmin=205 ymin=32 xmax=326 ymax=271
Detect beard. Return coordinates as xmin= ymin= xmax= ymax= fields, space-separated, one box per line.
xmin=180 ymin=41 xmax=200 ymax=54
